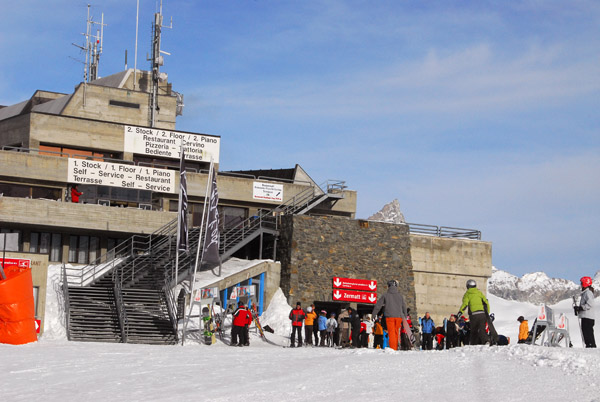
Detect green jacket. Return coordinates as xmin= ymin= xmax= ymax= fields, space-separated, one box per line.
xmin=459 ymin=288 xmax=489 ymax=315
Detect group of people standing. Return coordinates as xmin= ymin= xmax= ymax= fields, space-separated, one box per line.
xmin=288 ymin=274 xmax=596 ymax=350
xmin=289 ymin=302 xmax=338 ymax=347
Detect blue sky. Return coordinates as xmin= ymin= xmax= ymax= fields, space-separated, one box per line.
xmin=1 ymin=1 xmax=599 ymax=282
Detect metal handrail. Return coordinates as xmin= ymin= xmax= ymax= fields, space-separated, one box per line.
xmin=61 ymin=264 xmax=71 ymax=341
xmin=65 ymin=218 xmax=178 ymax=287
xmin=162 ymin=269 xmax=179 ymax=340
xmin=407 ymin=223 xmax=481 ymax=240
xmin=113 ymin=269 xmax=129 ymax=343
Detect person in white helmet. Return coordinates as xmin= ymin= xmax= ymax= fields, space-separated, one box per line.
xmin=457 ymin=279 xmax=490 ymax=345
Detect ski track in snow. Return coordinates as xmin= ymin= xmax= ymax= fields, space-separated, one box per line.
xmin=2 ymin=266 xmax=600 ymax=401
xmin=2 ymin=337 xmax=600 ymax=402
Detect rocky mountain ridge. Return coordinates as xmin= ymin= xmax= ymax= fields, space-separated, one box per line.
xmin=487 ymin=267 xmax=600 ymax=304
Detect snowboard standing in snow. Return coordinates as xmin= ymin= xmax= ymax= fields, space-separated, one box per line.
xmin=202 ymin=307 xmax=216 ymax=345
xmin=401 ymin=316 xmax=415 ymax=349
xmin=250 ymin=303 xmax=267 ymax=341
xmin=211 ymin=303 xmax=224 ymax=341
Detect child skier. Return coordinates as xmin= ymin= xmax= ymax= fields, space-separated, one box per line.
xmin=373 ymin=315 xmax=384 ymax=349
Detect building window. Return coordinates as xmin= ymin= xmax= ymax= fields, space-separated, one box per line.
xmin=50 ymin=233 xmax=62 ymax=262
xmin=68 ymin=235 xmax=99 ymax=264
xmin=109 ymin=100 xmax=140 ymax=109
xmin=39 ymin=144 xmax=118 ymax=161
xmin=220 ymin=206 xmax=246 ymax=230
xmin=68 ymin=236 xmax=78 ymax=263
xmin=30 ymin=232 xmax=62 ymax=262
xmin=0 ymin=229 xmax=22 ymax=251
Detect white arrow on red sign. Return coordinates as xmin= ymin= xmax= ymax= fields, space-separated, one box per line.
xmin=332 ymin=277 xmax=377 ymax=292
xmin=331 ymin=289 xmax=377 ymax=304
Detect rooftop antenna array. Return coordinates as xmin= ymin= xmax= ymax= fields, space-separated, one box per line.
xmin=72 ymin=4 xmax=107 ymax=83
xmin=147 ymin=0 xmax=172 ymax=127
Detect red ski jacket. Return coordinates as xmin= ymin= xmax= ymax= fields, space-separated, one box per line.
xmin=233 ymin=306 xmax=252 ymax=327
xmin=289 ymin=307 xmax=306 ymax=327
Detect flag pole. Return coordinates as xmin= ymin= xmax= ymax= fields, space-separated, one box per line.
xmin=174 ymin=146 xmax=185 ymax=286
xmin=182 ymin=158 xmax=213 ymax=345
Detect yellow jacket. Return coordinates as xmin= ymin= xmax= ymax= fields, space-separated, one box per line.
xmin=518 ymin=320 xmax=529 ymax=341
xmin=305 ymin=311 xmax=317 ymax=326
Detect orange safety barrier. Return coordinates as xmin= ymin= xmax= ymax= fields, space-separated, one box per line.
xmin=0 ymin=264 xmax=37 ymax=345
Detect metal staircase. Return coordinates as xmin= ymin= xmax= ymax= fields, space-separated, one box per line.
xmin=62 ymin=180 xmax=346 ymax=344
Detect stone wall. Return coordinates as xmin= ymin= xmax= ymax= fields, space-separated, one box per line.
xmin=279 ymin=215 xmax=417 ymax=315
xmin=410 ymin=234 xmax=492 ymax=326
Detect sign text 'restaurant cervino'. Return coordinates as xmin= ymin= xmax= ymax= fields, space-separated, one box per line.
xmin=123 ymin=125 xmax=220 ymax=163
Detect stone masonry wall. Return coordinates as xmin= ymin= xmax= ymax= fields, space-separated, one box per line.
xmin=279 ymin=215 xmax=417 ymax=315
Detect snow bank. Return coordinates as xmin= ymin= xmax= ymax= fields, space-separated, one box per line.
xmin=40 ymin=264 xmax=68 ymax=341
xmin=259 ymin=288 xmax=293 ymax=336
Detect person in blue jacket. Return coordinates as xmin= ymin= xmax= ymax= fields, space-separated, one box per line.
xmin=317 ymin=310 xmax=328 ymax=346
xmin=421 ymin=312 xmax=435 ymax=350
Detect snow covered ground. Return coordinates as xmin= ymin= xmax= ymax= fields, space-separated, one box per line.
xmin=1 ymin=267 xmax=599 ymax=402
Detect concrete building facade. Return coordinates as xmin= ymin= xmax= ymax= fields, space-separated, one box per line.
xmin=0 ymin=64 xmax=491 ymax=338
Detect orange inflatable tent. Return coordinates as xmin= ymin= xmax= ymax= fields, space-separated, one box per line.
xmin=0 ymin=263 xmax=37 ymax=345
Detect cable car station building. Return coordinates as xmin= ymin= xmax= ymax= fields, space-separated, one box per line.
xmin=0 ymin=65 xmax=491 ymax=343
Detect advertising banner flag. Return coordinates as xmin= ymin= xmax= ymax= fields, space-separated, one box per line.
xmin=202 ymin=168 xmax=220 ymax=265
xmin=177 ymin=150 xmax=188 ymax=252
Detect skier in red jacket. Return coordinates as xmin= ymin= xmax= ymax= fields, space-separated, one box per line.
xmin=231 ymin=302 xmax=252 ymax=347
xmin=289 ymin=302 xmax=306 ymax=347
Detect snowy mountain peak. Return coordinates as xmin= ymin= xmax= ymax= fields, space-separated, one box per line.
xmin=368 ymin=199 xmax=406 ymax=224
xmin=488 ymin=267 xmax=579 ymax=304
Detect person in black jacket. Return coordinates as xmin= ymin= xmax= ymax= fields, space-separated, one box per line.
xmin=348 ymin=307 xmax=361 ymax=348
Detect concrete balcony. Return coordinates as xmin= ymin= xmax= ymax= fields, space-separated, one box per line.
xmin=0 ymin=197 xmax=175 ymax=235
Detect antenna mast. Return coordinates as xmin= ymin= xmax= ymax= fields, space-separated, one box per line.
xmin=73 ymin=5 xmax=107 ymax=83
xmin=148 ymin=0 xmax=172 ymax=127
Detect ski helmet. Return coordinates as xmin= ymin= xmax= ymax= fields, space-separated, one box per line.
xmin=580 ymin=276 xmax=593 ymax=288
xmin=466 ymin=279 xmax=477 ymax=289
xmin=307 ymin=306 xmax=312 ymax=313
xmin=387 ymin=279 xmax=398 ymax=287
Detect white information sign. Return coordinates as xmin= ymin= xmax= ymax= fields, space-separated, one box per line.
xmin=253 ymin=182 xmax=284 ymax=202
xmin=67 ymin=158 xmax=176 ymax=193
xmin=123 ymin=125 xmax=220 ymax=163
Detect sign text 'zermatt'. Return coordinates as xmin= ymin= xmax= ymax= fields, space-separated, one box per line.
xmin=332 ymin=289 xmax=377 ymax=304
xmin=332 ymin=277 xmax=377 ymax=291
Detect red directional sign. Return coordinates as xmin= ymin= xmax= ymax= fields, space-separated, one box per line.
xmin=332 ymin=277 xmax=377 ymax=292
xmin=0 ymin=258 xmax=30 ymax=270
xmin=332 ymin=289 xmax=377 ymax=304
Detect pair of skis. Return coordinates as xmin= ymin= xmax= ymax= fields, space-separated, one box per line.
xmin=572 ymin=295 xmax=585 ymax=345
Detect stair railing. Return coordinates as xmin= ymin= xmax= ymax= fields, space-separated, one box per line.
xmin=162 ymin=269 xmax=179 ymax=341
xmin=61 ymin=264 xmax=71 ymax=341
xmin=64 ymin=218 xmax=179 ymax=287
xmin=113 ymin=268 xmax=129 ymax=343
